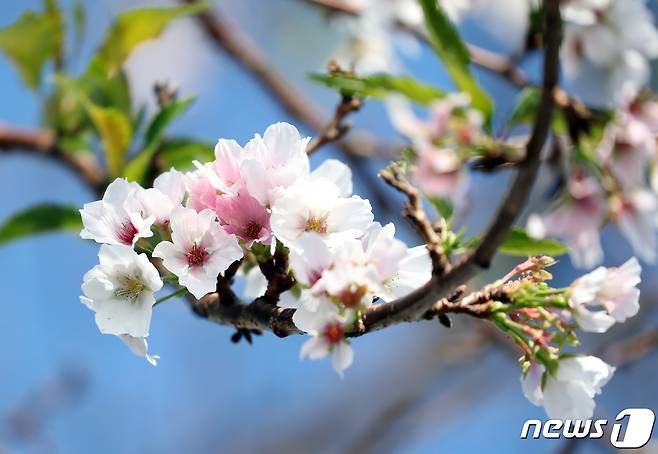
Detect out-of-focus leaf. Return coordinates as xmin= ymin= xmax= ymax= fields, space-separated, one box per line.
xmin=144 ymin=96 xmax=195 ymax=147
xmin=124 ymin=96 xmax=196 ymax=184
xmin=85 ymin=102 xmax=133 ymax=178
xmin=499 ymin=227 xmax=568 ymax=257
xmin=0 ymin=11 xmax=60 ymax=89
xmin=418 ymin=0 xmax=493 ymax=123
xmin=72 ymin=0 xmax=86 ymax=50
xmin=159 ymin=138 xmax=214 ymax=171
xmin=508 ymin=87 xmax=567 ymax=133
xmin=0 ymin=204 xmax=82 ymax=245
xmin=428 ymin=197 xmax=453 ymax=221
xmin=508 ymin=87 xmax=541 ymax=125
xmin=309 ymin=73 xmax=444 ymax=105
xmin=90 ymin=3 xmax=208 ymax=76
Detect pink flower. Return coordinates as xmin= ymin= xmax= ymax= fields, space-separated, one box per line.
xmin=152 ymin=207 xmax=243 ymax=298
xmin=215 ymin=191 xmax=272 ymax=247
xmin=614 ymin=189 xmax=658 ymax=263
xmin=412 ymin=146 xmax=467 ymax=203
xmin=185 ymin=170 xmax=219 ymax=213
xmin=527 ymin=170 xmax=606 ymax=268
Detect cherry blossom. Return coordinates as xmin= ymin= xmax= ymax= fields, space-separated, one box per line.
xmin=522 ymin=356 xmax=615 ymax=420
xmin=152 ymin=207 xmax=243 ymax=298
xmin=362 ymin=223 xmax=431 ymax=301
xmin=297 ymin=301 xmax=354 ymax=376
xmin=215 ymin=191 xmax=272 ymax=248
xmin=80 ymin=244 xmax=163 ymax=338
xmin=527 ymin=170 xmax=606 ymax=268
xmin=569 ymin=258 xmax=642 ymax=332
xmin=241 ymin=122 xmax=311 ymax=207
xmin=270 ymin=178 xmax=373 ymax=250
xmin=412 ymin=146 xmax=468 ymax=202
xmin=80 ymin=179 xmax=155 ymax=247
xmin=614 ymin=189 xmax=658 ymax=264
xmin=562 ymin=0 xmax=658 ymax=102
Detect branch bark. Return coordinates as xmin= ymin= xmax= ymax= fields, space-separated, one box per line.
xmin=0 ymin=124 xmax=106 ymax=192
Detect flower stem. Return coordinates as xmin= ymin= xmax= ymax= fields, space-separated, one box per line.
xmin=154 ymin=287 xmax=188 ymax=306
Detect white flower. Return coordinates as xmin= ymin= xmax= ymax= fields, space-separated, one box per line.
xmin=152 ymin=207 xmax=243 ymax=299
xmin=153 ymin=168 xmax=187 ymax=207
xmin=80 ymin=179 xmax=155 ymax=246
xmin=521 ymin=356 xmax=615 ymax=420
xmin=81 ymin=244 xmax=163 ymax=338
xmin=561 ymin=0 xmax=658 ymax=103
xmin=271 ymin=178 xmax=373 ymax=250
xmin=361 ymin=222 xmax=430 ymax=301
xmin=569 ymin=257 xmax=642 ymax=332
xmin=241 ymin=123 xmax=311 ymax=207
xmin=298 ymin=301 xmax=354 ymax=377
xmin=119 ymin=335 xmax=159 ymax=366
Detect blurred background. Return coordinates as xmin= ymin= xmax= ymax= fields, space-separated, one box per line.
xmin=1 ymin=0 xmax=657 ymax=453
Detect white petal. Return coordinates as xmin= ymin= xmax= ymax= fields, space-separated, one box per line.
xmin=118 ymin=335 xmax=159 ymax=366
xmin=331 ymin=342 xmax=354 ymax=377
xmin=311 ymin=159 xmax=353 ymax=197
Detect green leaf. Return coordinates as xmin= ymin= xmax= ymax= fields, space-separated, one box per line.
xmin=85 ymin=102 xmax=133 ymax=178
xmin=90 ymin=3 xmax=209 ymax=76
xmin=508 ymin=87 xmax=541 ymax=126
xmin=159 ymin=138 xmax=214 ymax=171
xmin=0 ymin=11 xmax=60 ymax=89
xmin=144 ymin=96 xmax=196 ymax=147
xmin=124 ymin=96 xmax=196 ymax=184
xmin=0 ymin=204 xmax=82 ymax=245
xmin=309 ymin=73 xmax=444 ymax=105
xmin=508 ymin=87 xmax=567 ymax=133
xmin=499 ymin=227 xmax=568 ymax=257
xmin=418 ymin=0 xmax=493 ymax=122
xmin=428 ymin=197 xmax=453 ymax=221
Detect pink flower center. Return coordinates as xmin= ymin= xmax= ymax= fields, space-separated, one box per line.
xmin=243 ymin=221 xmax=263 ymax=240
xmin=322 ymin=322 xmax=344 ymax=345
xmin=305 ymin=215 xmax=328 ymax=234
xmin=186 ymin=243 xmax=207 ymax=267
xmin=117 ymin=220 xmax=138 ymax=245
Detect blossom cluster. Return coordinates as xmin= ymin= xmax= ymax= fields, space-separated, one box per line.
xmin=79 ymin=122 xmax=431 ymax=370
xmin=562 ymin=0 xmax=658 ymax=103
xmin=528 ymin=94 xmax=658 ymax=268
xmin=490 ymin=257 xmax=642 ymax=420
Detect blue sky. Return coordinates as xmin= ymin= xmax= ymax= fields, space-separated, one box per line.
xmin=1 ymin=1 xmax=657 ymax=453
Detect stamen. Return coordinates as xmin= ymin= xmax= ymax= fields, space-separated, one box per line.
xmin=117 ymin=220 xmax=138 ymax=245
xmin=186 ymin=243 xmax=207 ymax=267
xmin=305 ymin=215 xmax=328 ymax=234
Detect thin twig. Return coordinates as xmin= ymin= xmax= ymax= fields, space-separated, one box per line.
xmin=380 ymin=164 xmax=450 ymax=275
xmin=0 ymin=124 xmax=106 ymax=193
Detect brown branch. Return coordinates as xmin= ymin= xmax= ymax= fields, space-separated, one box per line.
xmin=306 ymin=92 xmax=363 ymax=155
xmin=0 ymin=124 xmax=106 ymax=192
xmin=380 ymin=164 xmax=450 ymax=275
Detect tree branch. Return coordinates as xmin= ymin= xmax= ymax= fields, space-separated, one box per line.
xmin=0 ymin=124 xmax=106 ymax=192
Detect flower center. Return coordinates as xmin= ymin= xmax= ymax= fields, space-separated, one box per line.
xmin=322 ymin=322 xmax=344 ymax=345
xmin=305 ymin=215 xmax=328 ymax=234
xmin=116 ymin=220 xmax=138 ymax=245
xmin=339 ymin=284 xmax=369 ymax=309
xmin=114 ymin=274 xmax=145 ymax=302
xmin=243 ymin=221 xmax=263 ymax=240
xmin=186 ymin=243 xmax=207 ymax=267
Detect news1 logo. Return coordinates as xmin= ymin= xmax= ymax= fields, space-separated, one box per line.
xmin=520 ymin=408 xmax=655 ymax=448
